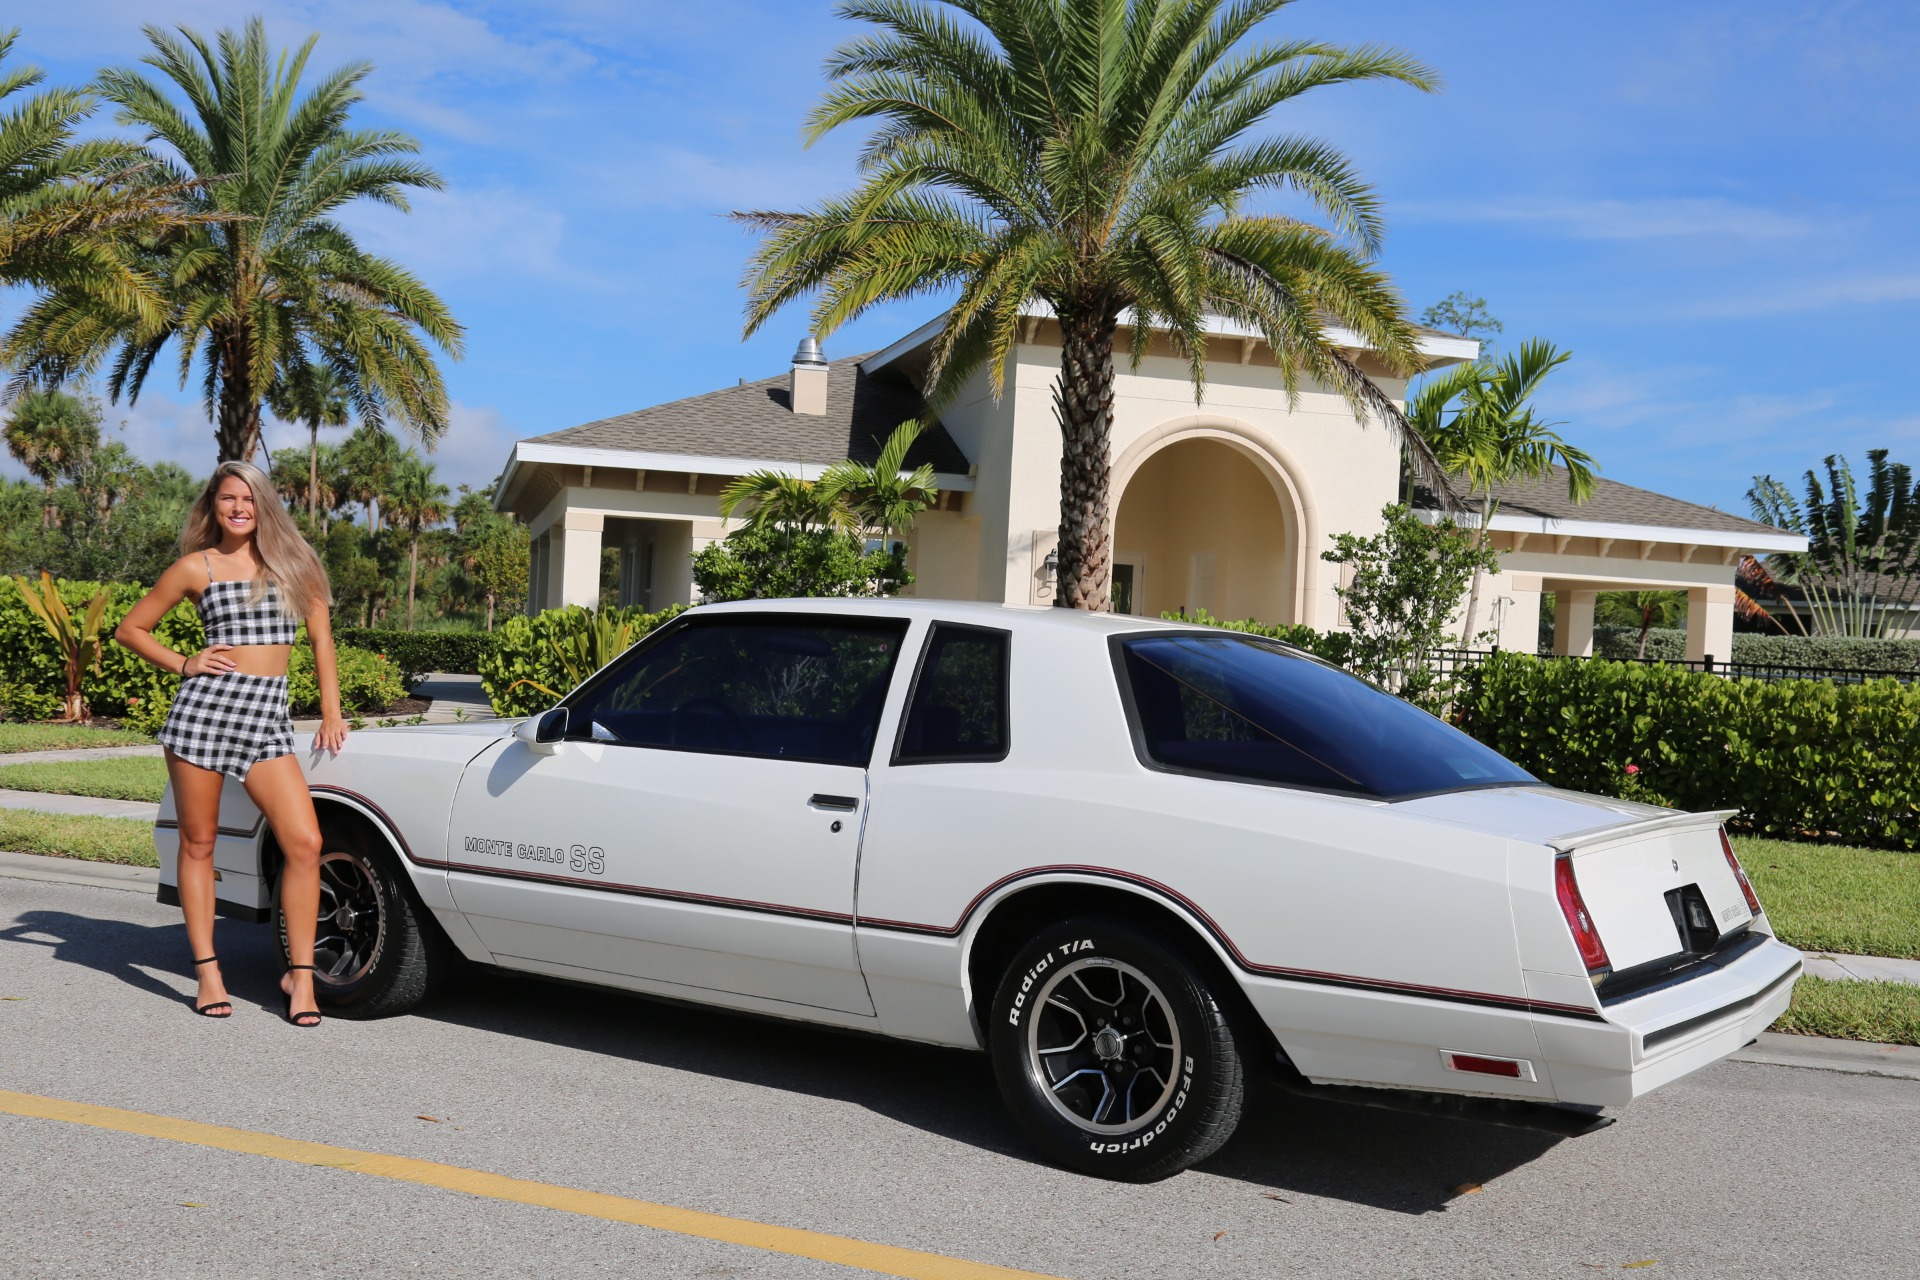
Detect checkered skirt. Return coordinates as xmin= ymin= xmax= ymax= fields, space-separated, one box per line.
xmin=157 ymin=672 xmax=296 ymax=779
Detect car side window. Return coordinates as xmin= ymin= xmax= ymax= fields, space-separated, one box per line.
xmin=894 ymin=624 xmax=1010 ymax=764
xmin=563 ymin=616 xmax=908 ymax=766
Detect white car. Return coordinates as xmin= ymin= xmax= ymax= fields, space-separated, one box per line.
xmin=157 ymin=599 xmax=1802 ymax=1181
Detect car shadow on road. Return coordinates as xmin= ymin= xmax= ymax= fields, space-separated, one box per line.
xmin=415 ymin=965 xmax=1568 ymax=1214
xmin=0 ymin=908 xmax=287 ymax=1014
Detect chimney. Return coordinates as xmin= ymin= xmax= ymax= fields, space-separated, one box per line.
xmin=790 ymin=336 xmax=828 ymax=415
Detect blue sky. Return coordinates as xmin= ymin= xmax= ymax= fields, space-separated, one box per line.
xmin=5 ymin=1 xmax=1917 ymax=517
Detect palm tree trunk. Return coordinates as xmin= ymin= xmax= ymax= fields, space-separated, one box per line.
xmin=485 ymin=592 xmax=495 ymax=632
xmin=215 ymin=339 xmax=262 ymax=463
xmin=1055 ymin=307 xmax=1120 ymax=611
xmin=1459 ymin=493 xmax=1494 ymax=648
xmin=41 ymin=477 xmax=55 ymax=530
xmin=1636 ymin=607 xmax=1653 ymax=659
xmin=308 ymin=422 xmax=319 ymax=523
xmin=407 ymin=534 xmax=420 ymax=630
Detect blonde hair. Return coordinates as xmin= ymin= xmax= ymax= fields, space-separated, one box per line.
xmin=181 ymin=461 xmax=331 ymax=619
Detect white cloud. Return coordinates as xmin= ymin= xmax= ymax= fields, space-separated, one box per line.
xmin=1403 ymin=195 xmax=1819 ymax=243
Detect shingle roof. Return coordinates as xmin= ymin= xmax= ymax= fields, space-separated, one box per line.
xmin=528 ymin=355 xmax=972 ymax=475
xmin=1417 ymin=467 xmax=1790 ymax=538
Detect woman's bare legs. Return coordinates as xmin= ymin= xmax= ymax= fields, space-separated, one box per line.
xmin=244 ymin=754 xmax=324 ymax=1023
xmin=165 ymin=750 xmax=231 ymax=1014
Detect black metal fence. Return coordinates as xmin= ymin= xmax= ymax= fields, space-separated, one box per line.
xmin=1426 ymin=647 xmax=1919 ymax=687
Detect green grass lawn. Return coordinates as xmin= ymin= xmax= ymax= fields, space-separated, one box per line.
xmin=1737 ymin=835 xmax=1920 ymax=960
xmin=0 ymin=756 xmax=168 ymax=802
xmin=0 ymin=723 xmax=156 ymax=753
xmin=1773 ymin=976 xmax=1920 ymax=1047
xmin=0 ymin=810 xmax=155 ymax=866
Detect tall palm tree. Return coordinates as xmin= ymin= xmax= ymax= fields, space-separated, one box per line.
xmin=339 ymin=423 xmax=401 ymax=531
xmin=384 ymin=452 xmax=448 ymax=630
xmin=2 ymin=19 xmax=463 ymax=464
xmin=0 ymin=28 xmax=201 ymax=324
xmin=1408 ymin=338 xmax=1594 ymax=646
xmin=266 ymin=358 xmax=350 ymax=521
xmin=3 ymin=387 xmax=98 ymax=527
xmin=822 ymin=418 xmax=941 ymax=546
xmin=737 ymin=0 xmax=1441 ymax=609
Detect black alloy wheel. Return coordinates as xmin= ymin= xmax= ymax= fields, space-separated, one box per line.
xmin=988 ymin=916 xmax=1246 ymax=1181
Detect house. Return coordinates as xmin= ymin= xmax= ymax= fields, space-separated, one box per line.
xmin=493 ymin=309 xmax=1805 ymax=662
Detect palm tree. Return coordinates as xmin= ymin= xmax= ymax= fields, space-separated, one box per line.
xmin=737 ymin=0 xmax=1442 ymax=610
xmin=384 ymin=452 xmax=448 ymax=630
xmin=339 ymin=424 xmax=401 ymax=531
xmin=1408 ymin=338 xmax=1595 ymax=645
xmin=308 ymin=440 xmax=346 ymax=535
xmin=1596 ymin=589 xmax=1686 ymax=658
xmin=718 ymin=470 xmax=859 ymax=532
xmin=822 ymin=419 xmax=941 ymax=546
xmin=266 ymin=359 xmax=350 ymax=521
xmin=3 ymin=387 xmax=98 ymax=526
xmin=0 ymin=29 xmax=203 ymax=324
xmin=2 ymin=19 xmax=463 ymax=464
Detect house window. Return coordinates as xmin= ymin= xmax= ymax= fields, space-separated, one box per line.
xmin=1112 ymin=562 xmax=1138 ymax=615
xmin=864 ymin=537 xmax=908 ymax=557
xmin=894 ymin=624 xmax=1010 ymax=764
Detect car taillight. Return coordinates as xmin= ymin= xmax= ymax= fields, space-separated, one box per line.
xmin=1554 ymin=854 xmax=1611 ymax=980
xmin=1719 ymin=827 xmax=1763 ymax=916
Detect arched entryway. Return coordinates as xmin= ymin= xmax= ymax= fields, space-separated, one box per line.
xmin=1111 ymin=435 xmax=1302 ymax=623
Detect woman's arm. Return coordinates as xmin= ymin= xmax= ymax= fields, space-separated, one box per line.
xmin=306 ymin=595 xmax=348 ymax=753
xmin=113 ymin=558 xmax=234 ymax=677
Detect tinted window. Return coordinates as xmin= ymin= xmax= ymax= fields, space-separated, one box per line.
xmin=1118 ymin=633 xmax=1536 ymax=798
xmin=895 ymin=624 xmax=1010 ymax=763
xmin=565 ymin=616 xmax=906 ymax=766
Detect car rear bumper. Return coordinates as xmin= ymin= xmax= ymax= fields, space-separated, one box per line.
xmin=1531 ymin=934 xmax=1803 ymax=1107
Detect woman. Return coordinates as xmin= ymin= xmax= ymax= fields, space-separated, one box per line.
xmin=115 ymin=461 xmax=347 ymax=1026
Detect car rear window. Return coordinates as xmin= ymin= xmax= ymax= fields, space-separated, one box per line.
xmin=1116 ymin=633 xmax=1536 ymax=799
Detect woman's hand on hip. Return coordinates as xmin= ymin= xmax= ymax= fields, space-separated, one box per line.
xmin=182 ymin=645 xmax=236 ymax=676
xmin=314 ymin=715 xmax=348 ymax=755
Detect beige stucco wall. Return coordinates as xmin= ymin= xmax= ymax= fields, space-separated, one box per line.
xmin=905 ymin=509 xmax=981 ymax=600
xmin=1113 ymin=438 xmax=1293 ymax=621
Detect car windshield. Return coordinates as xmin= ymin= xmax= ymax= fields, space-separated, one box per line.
xmin=1117 ymin=633 xmax=1537 ymax=799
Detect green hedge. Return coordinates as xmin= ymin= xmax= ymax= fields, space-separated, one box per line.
xmin=480 ymin=604 xmax=685 ymax=717
xmin=1160 ymin=609 xmax=1355 ymax=666
xmin=1593 ymin=627 xmax=1920 ymax=675
xmin=1456 ymin=652 xmax=1920 ymax=850
xmin=334 ymin=628 xmax=496 ymax=679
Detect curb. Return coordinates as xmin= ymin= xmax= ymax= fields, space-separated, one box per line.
xmin=1730 ymin=1031 xmax=1920 ymax=1081
xmin=0 ymin=848 xmax=157 ymax=894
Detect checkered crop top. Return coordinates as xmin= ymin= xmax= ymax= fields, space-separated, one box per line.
xmin=197 ymin=553 xmax=300 ymax=645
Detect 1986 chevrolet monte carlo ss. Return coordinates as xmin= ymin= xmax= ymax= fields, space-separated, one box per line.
xmin=158 ymin=598 xmax=1802 ymax=1180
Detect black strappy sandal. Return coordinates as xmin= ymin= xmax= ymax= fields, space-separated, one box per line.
xmin=283 ymin=964 xmax=322 ymax=1028
xmin=192 ymin=956 xmax=232 ymax=1018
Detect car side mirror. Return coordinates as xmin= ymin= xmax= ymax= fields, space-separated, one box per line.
xmin=514 ymin=706 xmax=569 ymax=756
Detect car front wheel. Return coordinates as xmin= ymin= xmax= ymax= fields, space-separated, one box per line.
xmin=988 ymin=916 xmax=1246 ymax=1181
xmin=273 ymin=817 xmax=451 ymax=1018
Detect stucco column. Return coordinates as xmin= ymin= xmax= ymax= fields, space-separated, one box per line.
xmin=1685 ymin=584 xmax=1735 ymax=663
xmin=1552 ymin=589 xmax=1597 ymax=658
xmin=558 ymin=511 xmax=604 ymax=609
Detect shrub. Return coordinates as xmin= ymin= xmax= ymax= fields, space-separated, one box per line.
xmin=333 ymin=628 xmax=495 ymax=679
xmin=1590 ymin=627 xmax=1920 ymax=675
xmin=692 ymin=524 xmax=910 ymax=601
xmin=288 ymin=643 xmax=406 ymax=715
xmin=480 ymin=603 xmax=685 ymax=717
xmin=0 ymin=579 xmax=202 ymax=724
xmin=1455 ymin=652 xmax=1920 ymax=850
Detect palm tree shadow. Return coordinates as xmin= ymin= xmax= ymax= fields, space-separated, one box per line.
xmin=415 ymin=967 xmax=1567 ymax=1213
xmin=0 ymin=908 xmax=284 ymax=1012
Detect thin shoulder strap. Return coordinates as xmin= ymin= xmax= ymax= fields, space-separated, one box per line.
xmin=202 ymin=551 xmax=215 ymax=582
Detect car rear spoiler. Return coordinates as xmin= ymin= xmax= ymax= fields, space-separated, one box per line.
xmin=1546 ymin=809 xmax=1740 ymax=857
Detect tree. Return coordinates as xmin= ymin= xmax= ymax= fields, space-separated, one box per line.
xmin=717 ymin=469 xmax=857 ymax=532
xmin=339 ymin=424 xmax=401 ymax=531
xmin=3 ymin=18 xmax=464 ymax=464
xmin=1596 ymin=589 xmax=1686 ymax=658
xmin=1322 ymin=504 xmax=1497 ymax=710
xmin=1747 ymin=450 xmax=1920 ymax=638
xmin=467 ymin=521 xmax=529 ymax=630
xmin=266 ymin=359 xmax=350 ymax=521
xmin=383 ymin=452 xmax=449 ymax=630
xmin=1408 ymin=338 xmax=1594 ymax=645
xmin=737 ymin=0 xmax=1442 ymax=611
xmin=12 ymin=570 xmax=107 ymax=722
xmin=694 ymin=523 xmax=910 ymax=602
xmin=1420 ymin=291 xmax=1502 ymax=355
xmin=3 ymin=386 xmax=98 ymax=526
xmin=821 ymin=418 xmax=940 ymax=545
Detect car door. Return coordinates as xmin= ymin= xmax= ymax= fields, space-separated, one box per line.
xmin=444 ymin=611 xmax=910 ymax=1016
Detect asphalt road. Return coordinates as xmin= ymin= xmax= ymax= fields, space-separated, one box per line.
xmin=3 ymin=876 xmax=1917 ymax=1280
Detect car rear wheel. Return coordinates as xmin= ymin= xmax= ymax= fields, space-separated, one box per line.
xmin=273 ymin=816 xmax=452 ymax=1018
xmin=988 ymin=916 xmax=1246 ymax=1181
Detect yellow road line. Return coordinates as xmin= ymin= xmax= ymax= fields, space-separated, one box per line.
xmin=0 ymin=1089 xmax=1065 ymax=1280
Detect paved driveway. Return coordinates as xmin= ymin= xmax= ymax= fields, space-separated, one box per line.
xmin=3 ymin=876 xmax=1917 ymax=1280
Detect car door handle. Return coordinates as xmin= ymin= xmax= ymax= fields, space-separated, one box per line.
xmin=809 ymin=794 xmax=860 ymax=811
